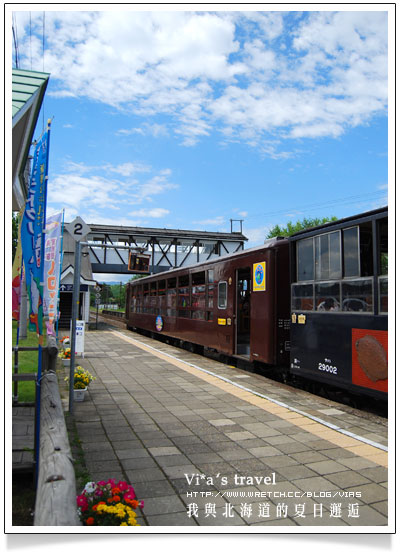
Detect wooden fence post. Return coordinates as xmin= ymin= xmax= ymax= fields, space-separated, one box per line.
xmin=34 ymin=350 xmax=81 ymax=525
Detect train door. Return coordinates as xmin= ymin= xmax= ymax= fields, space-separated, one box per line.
xmin=235 ymin=267 xmax=251 ymax=356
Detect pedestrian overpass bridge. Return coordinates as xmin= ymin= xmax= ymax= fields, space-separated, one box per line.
xmin=86 ymin=223 xmax=247 ymax=275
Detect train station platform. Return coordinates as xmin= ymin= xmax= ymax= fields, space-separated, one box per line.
xmin=61 ymin=325 xmax=390 ymax=529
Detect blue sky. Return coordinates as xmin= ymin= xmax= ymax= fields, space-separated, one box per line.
xmin=10 ymin=7 xmax=390 ymax=281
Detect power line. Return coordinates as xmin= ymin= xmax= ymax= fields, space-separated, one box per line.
xmin=12 ymin=13 xmax=19 ymax=68
xmin=243 ymin=190 xmax=387 ymax=222
xmin=42 ymin=11 xmax=45 ymax=73
xmin=29 ymin=12 xmax=32 ymax=70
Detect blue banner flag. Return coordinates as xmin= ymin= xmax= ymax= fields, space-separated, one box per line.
xmin=21 ymin=127 xmax=51 ymax=341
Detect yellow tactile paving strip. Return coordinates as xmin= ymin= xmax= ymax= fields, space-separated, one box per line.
xmin=110 ymin=331 xmax=388 ymax=469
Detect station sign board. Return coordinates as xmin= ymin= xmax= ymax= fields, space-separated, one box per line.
xmin=69 ymin=319 xmax=85 ymax=356
xmin=65 ymin=216 xmax=91 ymax=242
xmin=128 ymin=252 xmax=151 ymax=273
xmin=60 ymin=284 xmax=88 ymax=292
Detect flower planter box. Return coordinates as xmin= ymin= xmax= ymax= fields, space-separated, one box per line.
xmin=62 ymin=359 xmax=70 ymax=367
xmin=74 ymin=387 xmax=87 ymax=402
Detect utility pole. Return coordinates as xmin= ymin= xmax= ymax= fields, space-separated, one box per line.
xmin=65 ymin=216 xmax=91 ymax=414
xmin=68 ymin=239 xmax=81 ymax=413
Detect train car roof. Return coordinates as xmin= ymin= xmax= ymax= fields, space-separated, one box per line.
xmin=128 ymin=236 xmax=288 ymax=284
xmin=288 ymin=206 xmax=388 ymax=241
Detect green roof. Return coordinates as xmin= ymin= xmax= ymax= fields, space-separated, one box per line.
xmin=12 ymin=68 xmax=50 ymax=120
xmin=12 ymin=68 xmax=50 ymax=210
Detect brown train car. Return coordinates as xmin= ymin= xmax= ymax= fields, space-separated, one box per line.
xmin=125 ymin=238 xmax=290 ymax=367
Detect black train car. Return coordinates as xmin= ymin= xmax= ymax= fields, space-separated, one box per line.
xmin=289 ymin=207 xmax=388 ymax=400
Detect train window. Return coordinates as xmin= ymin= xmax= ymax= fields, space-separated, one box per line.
xmin=297 ymin=238 xmax=314 ymax=281
xmin=130 ymin=287 xmax=137 ymax=313
xmin=379 ymin=277 xmax=388 ymax=313
xmin=291 ymin=283 xmax=313 ymax=311
xmin=133 ymin=286 xmax=138 ymax=313
xmin=315 ymin=231 xmax=341 ymax=280
xmin=158 ymin=280 xmax=166 ymax=295
xmin=166 ymin=278 xmax=177 ymax=317
xmin=143 ymin=283 xmax=150 ymax=314
xmin=342 ymin=279 xmax=373 ymax=312
xmin=218 ymin=281 xmax=228 ymax=309
xmin=178 ymin=275 xmax=190 ymax=317
xmin=292 ymin=212 xmax=387 ymax=314
xmin=192 ymin=286 xmax=206 ymax=314
xmin=359 ymin=222 xmax=373 ymax=277
xmin=192 ymin=272 xmax=206 ymax=318
xmin=135 ymin=284 xmax=142 ymax=313
xmin=149 ymin=281 xmax=158 ymax=314
xmin=343 ymin=227 xmax=360 ymax=277
xmin=192 ymin=271 xmax=205 ymax=286
xmin=192 ymin=310 xmax=205 ymax=320
xmin=378 ymin=217 xmax=388 ymax=314
xmin=208 ymin=270 xmax=214 ymax=284
xmin=315 ymin=282 xmax=340 ymax=311
xmin=378 ymin=218 xmax=388 ymax=275
xmin=207 ymin=282 xmax=214 ymax=308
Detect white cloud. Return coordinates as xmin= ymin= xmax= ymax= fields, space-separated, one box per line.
xmin=116 ymin=122 xmax=169 ymax=138
xmin=242 ymin=225 xmax=272 ymax=247
xmin=48 ymin=174 xmax=122 ymax=210
xmin=46 ymin=158 xmax=178 ymax=221
xmin=15 ymin=10 xmax=388 ymax=154
xmin=131 ymin=175 xmax=179 ymax=204
xmin=104 ymin=162 xmax=151 ymax=176
xmin=129 ymin=208 xmax=170 ymax=218
xmin=194 ymin=216 xmax=226 ymax=228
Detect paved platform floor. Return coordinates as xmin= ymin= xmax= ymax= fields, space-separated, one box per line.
xmin=61 ymin=328 xmax=390 ymax=529
xmin=12 ymin=406 xmax=35 ymax=473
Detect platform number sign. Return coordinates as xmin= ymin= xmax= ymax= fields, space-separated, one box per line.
xmin=253 ymin=261 xmax=266 ymax=291
xmin=66 ymin=216 xmax=91 ymax=242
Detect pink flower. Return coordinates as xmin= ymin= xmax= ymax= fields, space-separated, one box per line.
xmin=126 ymin=487 xmax=136 ymax=498
xmin=118 ymin=481 xmax=128 ymax=491
xmin=77 ymin=495 xmax=88 ymax=511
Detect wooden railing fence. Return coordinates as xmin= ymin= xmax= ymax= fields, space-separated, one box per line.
xmin=13 ymin=336 xmax=81 ymax=525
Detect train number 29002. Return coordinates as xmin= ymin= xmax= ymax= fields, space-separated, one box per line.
xmin=318 ymin=362 xmax=338 ymax=375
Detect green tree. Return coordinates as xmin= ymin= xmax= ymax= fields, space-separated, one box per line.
xmin=266 ymin=216 xmax=338 ymax=239
xmin=109 ymin=282 xmax=128 ymax=308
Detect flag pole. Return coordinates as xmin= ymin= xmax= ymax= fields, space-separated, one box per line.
xmin=56 ymin=208 xmax=65 ymax=342
xmin=34 ymin=118 xmax=52 ymax=485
